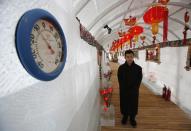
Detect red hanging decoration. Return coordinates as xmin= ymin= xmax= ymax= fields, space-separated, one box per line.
xmin=163 ymin=8 xmax=169 ymax=42
xmin=158 ymin=0 xmax=170 ymax=5
xmin=128 ymin=26 xmax=143 ymax=48
xmin=124 ymin=33 xmax=133 ymax=41
xmin=100 ymin=86 xmax=113 ymax=111
xmin=143 ymin=6 xmax=166 ymax=25
xmin=128 ymin=25 xmax=144 ymax=36
xmin=123 ymin=16 xmax=137 ymax=26
xmin=116 ymin=33 xmax=134 ymax=50
xmin=104 ymin=101 xmax=109 ymax=107
xmin=104 ymin=97 xmax=109 ymax=101
xmin=143 ymin=5 xmax=167 ymax=42
xmin=183 ymin=11 xmax=190 ymax=45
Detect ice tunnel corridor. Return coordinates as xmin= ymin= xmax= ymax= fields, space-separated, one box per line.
xmin=101 ymin=62 xmax=191 ymax=131
xmin=0 ymin=0 xmax=191 ymax=131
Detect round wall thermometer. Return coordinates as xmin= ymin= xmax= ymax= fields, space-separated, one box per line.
xmin=15 ymin=9 xmax=67 ymax=81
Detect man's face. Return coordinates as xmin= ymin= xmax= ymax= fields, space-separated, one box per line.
xmin=125 ymin=53 xmax=134 ymax=65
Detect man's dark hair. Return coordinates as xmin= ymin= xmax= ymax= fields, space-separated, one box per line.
xmin=125 ymin=50 xmax=134 ymax=56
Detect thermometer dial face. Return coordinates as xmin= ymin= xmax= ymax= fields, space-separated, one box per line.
xmin=30 ymin=19 xmax=63 ymax=73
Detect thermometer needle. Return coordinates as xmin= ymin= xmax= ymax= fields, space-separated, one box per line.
xmin=41 ymin=33 xmax=55 ymax=55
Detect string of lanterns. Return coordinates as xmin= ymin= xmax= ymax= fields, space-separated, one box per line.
xmin=110 ymin=0 xmax=173 ymax=52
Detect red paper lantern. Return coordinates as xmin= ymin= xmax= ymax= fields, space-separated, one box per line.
xmin=128 ymin=26 xmax=144 ymax=36
xmin=121 ymin=37 xmax=125 ymax=43
xmin=143 ymin=6 xmax=166 ymax=24
xmin=116 ymin=33 xmax=134 ymax=50
xmin=143 ymin=6 xmax=167 ymax=35
xmin=124 ymin=33 xmax=133 ymax=41
xmin=128 ymin=26 xmax=143 ymax=45
xmin=144 ymin=5 xmax=169 ymax=43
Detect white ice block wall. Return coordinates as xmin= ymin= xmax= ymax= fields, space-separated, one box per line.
xmin=135 ymin=47 xmax=191 ymax=116
xmin=0 ymin=0 xmax=100 ymax=131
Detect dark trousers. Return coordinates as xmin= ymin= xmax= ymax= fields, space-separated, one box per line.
xmin=123 ymin=113 xmax=136 ymax=121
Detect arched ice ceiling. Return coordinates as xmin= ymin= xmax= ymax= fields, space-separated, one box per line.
xmin=73 ymin=0 xmax=191 ymax=50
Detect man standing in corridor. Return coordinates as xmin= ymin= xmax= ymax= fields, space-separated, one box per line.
xmin=117 ymin=50 xmax=143 ymax=128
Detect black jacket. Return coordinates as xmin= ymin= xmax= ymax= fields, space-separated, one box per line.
xmin=117 ymin=61 xmax=143 ymax=115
